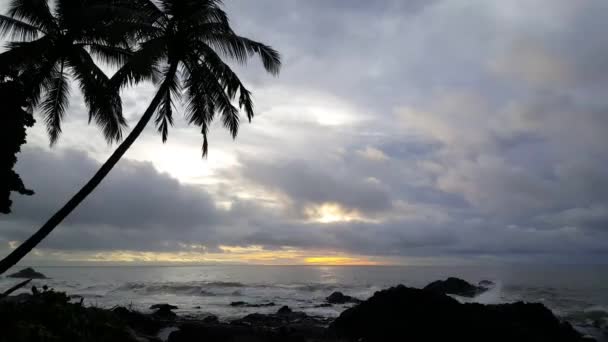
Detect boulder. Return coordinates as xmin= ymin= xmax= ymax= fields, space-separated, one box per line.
xmin=230 ymin=301 xmax=276 ymax=307
xmin=7 ymin=267 xmax=47 ymax=279
xmin=423 ymin=277 xmax=485 ymax=297
xmin=479 ymin=280 xmax=495 ymax=288
xmin=149 ymin=304 xmax=178 ymax=319
xmin=150 ymin=304 xmax=178 ymax=310
xmin=326 ymin=291 xmax=362 ymax=304
xmin=277 ymin=305 xmax=292 ymax=315
xmin=230 ymin=305 xmax=328 ymax=330
xmin=113 ymin=306 xmax=164 ymax=335
xmin=329 ymin=285 xmax=589 ymax=342
xmin=202 ymin=315 xmax=219 ymax=324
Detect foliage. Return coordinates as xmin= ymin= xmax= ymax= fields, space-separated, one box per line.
xmin=110 ymin=0 xmax=282 ymax=155
xmin=0 ymin=287 xmax=139 ymax=342
xmin=0 ymin=0 xmax=128 ymax=144
xmin=0 ymin=74 xmax=35 ymax=214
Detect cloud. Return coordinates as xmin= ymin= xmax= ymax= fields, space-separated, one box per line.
xmin=1 ymin=0 xmax=608 ymax=264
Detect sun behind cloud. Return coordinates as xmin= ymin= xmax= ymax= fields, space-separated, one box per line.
xmin=304 ymin=202 xmax=369 ymax=223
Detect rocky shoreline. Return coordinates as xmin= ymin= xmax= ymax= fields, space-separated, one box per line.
xmin=0 ymin=275 xmax=598 ymax=342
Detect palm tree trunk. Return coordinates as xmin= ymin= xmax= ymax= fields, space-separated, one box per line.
xmin=0 ymin=74 xmax=174 ymax=275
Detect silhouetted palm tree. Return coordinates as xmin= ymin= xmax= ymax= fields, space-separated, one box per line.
xmin=0 ymin=0 xmax=280 ymax=274
xmin=0 ymin=0 xmax=127 ymax=143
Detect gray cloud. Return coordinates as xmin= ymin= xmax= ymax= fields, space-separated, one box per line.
xmin=1 ymin=0 xmax=608 ymax=264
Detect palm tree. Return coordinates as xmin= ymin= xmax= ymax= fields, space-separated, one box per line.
xmin=0 ymin=0 xmax=281 ymax=274
xmin=0 ymin=0 xmax=128 ymax=144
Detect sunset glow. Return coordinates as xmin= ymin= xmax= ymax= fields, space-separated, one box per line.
xmin=304 ymin=203 xmax=368 ymax=223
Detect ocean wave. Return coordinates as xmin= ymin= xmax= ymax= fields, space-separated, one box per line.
xmin=111 ymin=281 xmax=271 ymax=296
xmin=112 ymin=281 xmax=351 ymax=296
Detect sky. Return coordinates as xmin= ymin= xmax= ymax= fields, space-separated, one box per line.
xmin=2 ymin=0 xmax=608 ymax=266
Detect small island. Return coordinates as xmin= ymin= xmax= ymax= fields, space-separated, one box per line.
xmin=7 ymin=267 xmax=47 ymax=279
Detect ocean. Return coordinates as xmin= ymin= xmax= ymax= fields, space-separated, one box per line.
xmin=2 ymin=265 xmax=607 ymax=339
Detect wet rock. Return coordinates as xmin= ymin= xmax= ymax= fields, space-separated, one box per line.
xmin=202 ymin=315 xmax=219 ymax=324
xmin=150 ymin=304 xmax=178 ymax=319
xmin=0 ymin=293 xmax=32 ymax=304
xmin=479 ymin=280 xmax=495 ymax=288
xmin=326 ymin=291 xmax=362 ymax=304
xmin=330 ymin=285 xmax=589 ymax=342
xmin=231 ymin=305 xmax=329 ymax=331
xmin=7 ymin=267 xmax=47 ymax=279
xmin=423 ymin=277 xmax=485 ymax=297
xmin=150 ymin=304 xmax=178 ymax=311
xmin=112 ymin=306 xmax=164 ymax=335
xmin=277 ymin=305 xmax=293 ymax=315
xmin=168 ymin=323 xmax=258 ymax=342
xmin=230 ymin=301 xmax=276 ymax=307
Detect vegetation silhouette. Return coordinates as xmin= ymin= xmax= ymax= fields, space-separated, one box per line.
xmin=0 ymin=0 xmax=281 ymax=274
xmin=0 ymin=73 xmax=35 ymax=214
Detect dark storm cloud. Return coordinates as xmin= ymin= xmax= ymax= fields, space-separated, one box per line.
xmin=6 ymin=148 xmax=220 ymax=229
xmin=0 ymin=148 xmax=225 ymax=251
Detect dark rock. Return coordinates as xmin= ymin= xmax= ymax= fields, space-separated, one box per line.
xmin=329 ymin=285 xmax=589 ymax=342
xmin=168 ymin=322 xmax=326 ymax=342
xmin=0 ymin=293 xmax=32 ymax=304
xmin=326 ymin=291 xmax=362 ymax=304
xmin=112 ymin=306 xmax=164 ymax=335
xmin=277 ymin=305 xmax=292 ymax=315
xmin=150 ymin=304 xmax=178 ymax=319
xmin=150 ymin=304 xmax=178 ymax=310
xmin=202 ymin=315 xmax=219 ymax=324
xmin=479 ymin=280 xmax=495 ymax=288
xmin=168 ymin=323 xmax=251 ymax=342
xmin=8 ymin=267 xmax=47 ymax=279
xmin=230 ymin=301 xmax=276 ymax=308
xmin=423 ymin=277 xmax=485 ymax=297
xmin=231 ymin=305 xmax=329 ymax=331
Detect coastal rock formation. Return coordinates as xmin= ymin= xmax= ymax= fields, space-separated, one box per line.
xmin=329 ymin=285 xmax=589 ymax=342
xmin=479 ymin=279 xmax=495 ymax=288
xmin=150 ymin=304 xmax=178 ymax=318
xmin=326 ymin=291 xmax=361 ymax=304
xmin=7 ymin=267 xmax=47 ymax=279
xmin=230 ymin=301 xmax=276 ymax=308
xmin=423 ymin=277 xmax=486 ymax=297
xmin=170 ymin=306 xmax=329 ymax=342
xmin=2 ymin=285 xmax=594 ymax=342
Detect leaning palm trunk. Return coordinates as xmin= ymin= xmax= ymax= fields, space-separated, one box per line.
xmin=0 ymin=73 xmax=174 ymax=275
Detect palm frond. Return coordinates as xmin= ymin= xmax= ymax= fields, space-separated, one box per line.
xmin=17 ymin=54 xmax=57 ymax=107
xmin=184 ymin=54 xmax=239 ymax=138
xmin=183 ymin=3 xmax=229 ymax=26
xmin=40 ymin=64 xmax=70 ymax=144
xmin=201 ymin=121 xmax=209 ymax=157
xmin=110 ymin=37 xmax=166 ymax=89
xmin=124 ymin=0 xmax=168 ymax=29
xmin=7 ymin=0 xmax=57 ymax=32
xmin=0 ymin=14 xmax=42 ymax=40
xmin=154 ymin=64 xmax=180 ymax=142
xmin=203 ymin=33 xmax=281 ymax=75
xmin=196 ymin=41 xmax=254 ymax=121
xmin=68 ymin=47 xmax=126 ymax=143
xmin=0 ymin=36 xmax=52 ymax=72
xmin=83 ymin=43 xmax=133 ymax=67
